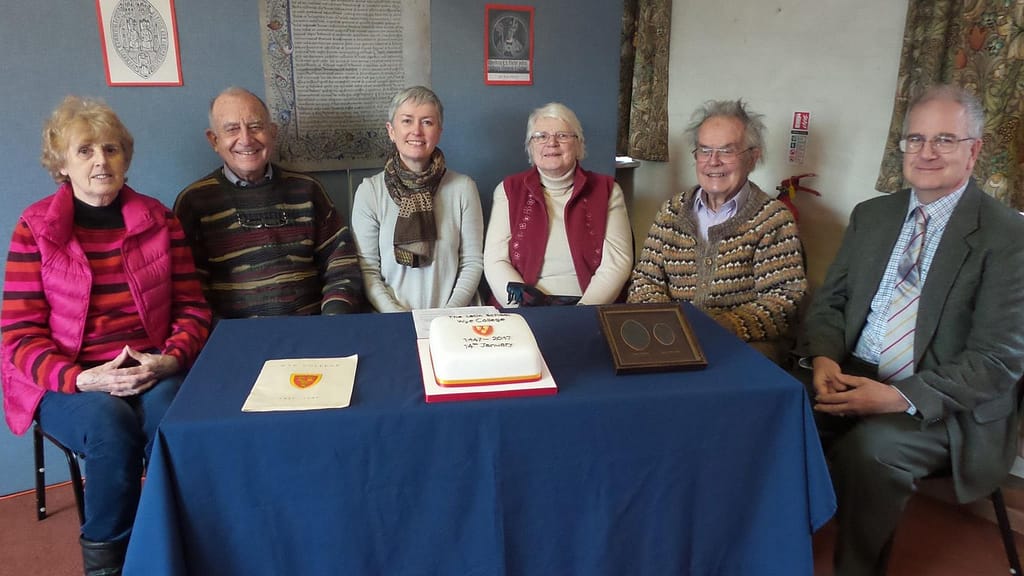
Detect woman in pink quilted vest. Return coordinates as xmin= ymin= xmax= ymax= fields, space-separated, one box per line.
xmin=1 ymin=96 xmax=211 ymax=575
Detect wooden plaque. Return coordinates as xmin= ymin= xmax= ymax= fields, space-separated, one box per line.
xmin=597 ymin=304 xmax=707 ymax=374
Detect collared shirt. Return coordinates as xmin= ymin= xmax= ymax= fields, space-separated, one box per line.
xmin=223 ymin=164 xmax=273 ymax=187
xmin=853 ymin=183 xmax=968 ymax=364
xmin=693 ymin=182 xmax=750 ymax=241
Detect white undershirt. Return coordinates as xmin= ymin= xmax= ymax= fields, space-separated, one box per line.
xmin=534 ymin=169 xmax=579 ymax=297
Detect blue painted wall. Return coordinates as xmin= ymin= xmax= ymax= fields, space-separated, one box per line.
xmin=0 ymin=0 xmax=620 ymax=495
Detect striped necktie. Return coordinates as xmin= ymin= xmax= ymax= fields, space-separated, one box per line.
xmin=878 ymin=206 xmax=928 ymax=382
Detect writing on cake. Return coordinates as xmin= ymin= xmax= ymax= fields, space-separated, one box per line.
xmin=429 ymin=314 xmax=542 ymax=386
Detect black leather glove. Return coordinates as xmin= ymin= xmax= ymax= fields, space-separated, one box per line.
xmin=506 ymin=282 xmax=549 ymax=307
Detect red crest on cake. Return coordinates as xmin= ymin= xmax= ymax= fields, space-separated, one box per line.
xmin=472 ymin=325 xmax=494 ymax=336
xmin=290 ymin=373 xmax=322 ymax=389
xmin=428 ymin=313 xmax=544 ymax=388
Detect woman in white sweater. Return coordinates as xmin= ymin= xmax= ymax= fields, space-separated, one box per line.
xmin=484 ymin=102 xmax=632 ymax=307
xmin=351 ymin=86 xmax=484 ymax=312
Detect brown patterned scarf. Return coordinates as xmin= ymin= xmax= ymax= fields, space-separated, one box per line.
xmin=383 ymin=146 xmax=446 ymax=267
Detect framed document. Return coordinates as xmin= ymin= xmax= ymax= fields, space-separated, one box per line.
xmin=597 ymin=304 xmax=707 ymax=374
xmin=484 ymin=4 xmax=534 ymax=85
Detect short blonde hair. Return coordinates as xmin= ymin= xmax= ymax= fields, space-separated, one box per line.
xmin=524 ymin=102 xmax=586 ymax=163
xmin=388 ymin=86 xmax=444 ymax=128
xmin=41 ymin=96 xmax=134 ymax=183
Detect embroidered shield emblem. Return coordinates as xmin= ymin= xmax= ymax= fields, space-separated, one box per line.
xmin=290 ymin=373 xmax=322 ymax=389
xmin=472 ymin=325 xmax=494 ymax=336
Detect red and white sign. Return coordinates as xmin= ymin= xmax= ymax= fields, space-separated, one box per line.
xmin=792 ymin=112 xmax=810 ymax=131
xmin=789 ymin=111 xmax=811 ymax=165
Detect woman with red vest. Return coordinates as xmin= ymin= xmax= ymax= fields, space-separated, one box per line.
xmin=484 ymin=103 xmax=632 ymax=307
xmin=1 ymin=96 xmax=211 ymax=575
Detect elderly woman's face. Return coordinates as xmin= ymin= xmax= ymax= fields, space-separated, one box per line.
xmin=386 ymin=100 xmax=442 ymax=173
xmin=60 ymin=129 xmax=127 ymax=207
xmin=529 ymin=116 xmax=579 ymax=177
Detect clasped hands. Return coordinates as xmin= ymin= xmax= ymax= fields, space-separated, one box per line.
xmin=811 ymin=356 xmax=910 ymax=417
xmin=75 ymin=346 xmax=179 ymax=397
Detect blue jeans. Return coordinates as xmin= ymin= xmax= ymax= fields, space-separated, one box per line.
xmin=37 ymin=375 xmax=182 ymax=542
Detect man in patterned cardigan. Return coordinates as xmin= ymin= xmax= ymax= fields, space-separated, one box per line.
xmin=175 ymin=87 xmax=363 ymax=318
xmin=628 ymin=99 xmax=807 ymax=365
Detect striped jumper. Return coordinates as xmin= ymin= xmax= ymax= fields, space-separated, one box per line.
xmin=174 ymin=166 xmax=364 ymax=318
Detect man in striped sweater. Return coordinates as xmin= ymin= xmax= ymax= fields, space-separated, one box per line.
xmin=175 ymin=87 xmax=363 ymax=318
xmin=628 ymin=100 xmax=806 ymax=365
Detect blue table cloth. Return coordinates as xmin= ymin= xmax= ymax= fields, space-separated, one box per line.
xmin=124 ymin=304 xmax=834 ymax=575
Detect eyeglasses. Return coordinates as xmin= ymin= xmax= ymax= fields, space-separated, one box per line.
xmin=899 ymin=135 xmax=975 ymax=154
xmin=237 ymin=211 xmax=289 ymax=229
xmin=529 ymin=132 xmax=578 ymax=144
xmin=692 ymin=146 xmax=754 ymax=163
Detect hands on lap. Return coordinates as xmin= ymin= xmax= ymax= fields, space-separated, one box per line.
xmin=811 ymin=356 xmax=910 ymax=416
xmin=75 ymin=346 xmax=179 ymax=397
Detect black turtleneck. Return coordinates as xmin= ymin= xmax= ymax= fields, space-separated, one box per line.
xmin=73 ymin=195 xmax=124 ymax=229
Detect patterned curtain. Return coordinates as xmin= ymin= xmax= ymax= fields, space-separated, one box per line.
xmin=877 ymin=0 xmax=1024 ymax=210
xmin=617 ymin=0 xmax=671 ymax=161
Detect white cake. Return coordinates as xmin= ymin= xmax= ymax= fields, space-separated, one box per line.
xmin=428 ymin=313 xmax=543 ymax=386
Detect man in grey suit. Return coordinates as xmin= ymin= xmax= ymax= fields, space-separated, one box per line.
xmin=801 ymin=85 xmax=1024 ymax=575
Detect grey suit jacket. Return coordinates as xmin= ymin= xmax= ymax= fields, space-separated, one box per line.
xmin=804 ymin=181 xmax=1024 ymax=502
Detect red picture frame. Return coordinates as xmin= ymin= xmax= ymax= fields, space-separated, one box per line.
xmin=95 ymin=0 xmax=183 ymax=87
xmin=484 ymin=4 xmax=534 ymax=86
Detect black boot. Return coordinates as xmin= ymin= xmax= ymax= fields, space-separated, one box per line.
xmin=79 ymin=536 xmax=127 ymax=576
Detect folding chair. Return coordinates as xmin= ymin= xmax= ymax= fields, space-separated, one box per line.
xmin=33 ymin=421 xmax=85 ymax=525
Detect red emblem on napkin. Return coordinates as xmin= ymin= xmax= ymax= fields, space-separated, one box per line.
xmin=290 ymin=373 xmax=323 ymax=389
